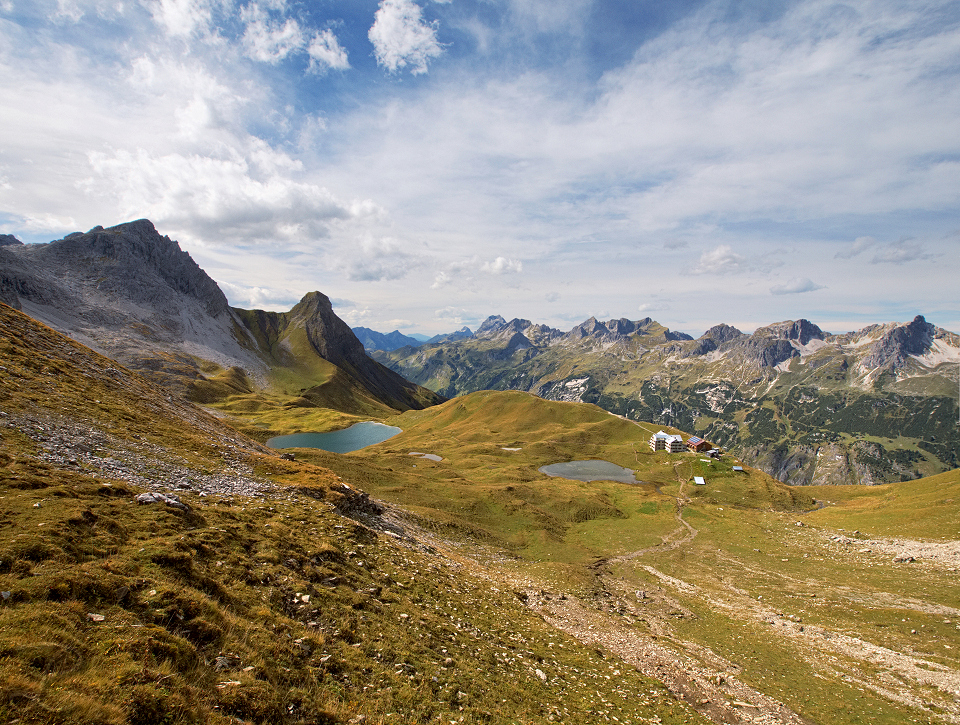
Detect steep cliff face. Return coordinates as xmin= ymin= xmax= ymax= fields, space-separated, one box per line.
xmin=0 ymin=220 xmax=254 ymax=387
xmin=861 ymin=315 xmax=935 ymax=371
xmin=5 ymin=220 xmax=230 ymax=319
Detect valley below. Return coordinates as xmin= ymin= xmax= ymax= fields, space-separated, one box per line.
xmin=373 ymin=315 xmax=960 ymax=489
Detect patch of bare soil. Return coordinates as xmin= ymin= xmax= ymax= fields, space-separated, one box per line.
xmin=822 ymin=531 xmax=960 ymax=570
xmin=524 ymin=586 xmax=810 ymax=725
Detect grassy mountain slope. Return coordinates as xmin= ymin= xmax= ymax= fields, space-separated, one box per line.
xmin=377 ymin=315 xmax=960 ymax=486
xmin=0 ymin=303 xmax=707 ymax=725
xmin=4 ymin=301 xmax=960 ymax=725
xmin=269 ymin=389 xmax=960 ymax=725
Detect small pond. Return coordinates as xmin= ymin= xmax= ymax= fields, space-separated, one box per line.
xmin=267 ymin=421 xmax=401 ymax=454
xmin=538 ymin=460 xmax=639 ymax=483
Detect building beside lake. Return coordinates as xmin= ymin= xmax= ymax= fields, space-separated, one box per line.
xmin=649 ymin=430 xmax=684 ymax=453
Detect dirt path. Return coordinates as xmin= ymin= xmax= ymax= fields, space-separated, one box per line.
xmin=380 ymin=459 xmax=960 ymax=725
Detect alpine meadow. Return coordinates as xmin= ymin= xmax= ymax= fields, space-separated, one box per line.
xmin=2 ymin=1 xmax=960 ymax=724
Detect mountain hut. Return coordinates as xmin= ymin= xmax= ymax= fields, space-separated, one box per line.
xmin=649 ymin=430 xmax=684 ymax=453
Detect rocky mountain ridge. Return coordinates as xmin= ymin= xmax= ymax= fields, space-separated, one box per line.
xmin=375 ymin=312 xmax=960 ymax=486
xmin=0 ymin=220 xmax=442 ymax=415
xmin=352 ymin=326 xmax=424 ymax=352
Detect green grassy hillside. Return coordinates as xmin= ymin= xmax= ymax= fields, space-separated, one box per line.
xmin=0 ymin=304 xmax=707 ymax=725
xmin=3 ymin=302 xmax=960 ymax=725
xmin=272 ymin=390 xmax=960 ymax=725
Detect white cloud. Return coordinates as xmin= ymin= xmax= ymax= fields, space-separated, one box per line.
xmin=218 ymin=280 xmax=293 ymax=310
xmin=480 ymin=256 xmax=522 ymax=274
xmin=769 ymin=277 xmax=826 ymax=295
xmin=147 ymin=0 xmax=219 ymax=37
xmin=835 ymin=236 xmax=876 ymax=259
xmin=368 ymin=0 xmax=444 ymax=74
xmin=871 ymin=238 xmax=937 ymax=264
xmin=693 ymin=245 xmax=748 ymax=275
xmin=241 ymin=2 xmax=305 ymax=63
xmin=385 ymin=318 xmax=414 ymax=329
xmin=336 ymin=306 xmax=373 ymax=325
xmin=434 ymin=306 xmax=469 ymax=325
xmin=307 ymin=29 xmax=350 ymax=73
xmin=638 ymin=301 xmax=670 ymax=313
xmin=55 ymin=0 xmax=85 ymax=22
xmin=345 ymin=236 xmax=416 ymax=281
xmin=88 ymin=143 xmax=359 ymax=244
xmin=431 ymin=255 xmax=523 ymax=288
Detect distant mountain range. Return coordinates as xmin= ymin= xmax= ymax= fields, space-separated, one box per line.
xmin=5 ymin=219 xmax=957 ymax=488
xmin=351 ymin=326 xmax=474 ymax=351
xmin=372 ymin=313 xmax=960 ymax=486
xmin=0 ymin=220 xmax=443 ymax=417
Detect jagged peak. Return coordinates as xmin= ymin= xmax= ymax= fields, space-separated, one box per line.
xmin=291 ymin=290 xmax=333 ymax=315
xmin=39 ymin=219 xmax=232 ymax=318
xmin=861 ymin=314 xmax=935 ymax=371
xmin=476 ymin=315 xmax=508 ymax=335
xmin=0 ymin=233 xmax=23 ymax=247
xmin=754 ymin=319 xmax=825 ymax=345
xmin=699 ymin=324 xmax=744 ymax=343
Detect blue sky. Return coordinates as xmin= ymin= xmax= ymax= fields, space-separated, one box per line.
xmin=1 ymin=0 xmax=958 ymax=336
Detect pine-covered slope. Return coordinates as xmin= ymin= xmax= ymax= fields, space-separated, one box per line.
xmin=376 ymin=314 xmax=960 ymax=485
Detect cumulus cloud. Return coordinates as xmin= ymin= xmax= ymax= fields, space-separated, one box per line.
xmin=54 ymin=0 xmax=85 ymax=22
xmin=308 ymin=29 xmax=350 ymax=73
xmin=693 ymin=245 xmax=748 ymax=275
xmin=336 ymin=306 xmax=373 ymax=325
xmin=431 ymin=255 xmax=523 ymax=288
xmin=241 ymin=2 xmax=305 ymax=63
xmin=834 ymin=236 xmax=876 ymax=259
xmin=480 ymin=256 xmax=522 ymax=274
xmin=769 ymin=277 xmax=826 ymax=295
xmin=148 ymin=0 xmax=220 ymax=37
xmin=385 ymin=318 xmax=414 ymax=329
xmin=434 ymin=306 xmax=469 ymax=325
xmin=368 ymin=0 xmax=444 ymax=74
xmin=218 ymin=280 xmax=300 ymax=310
xmin=638 ymin=301 xmax=670 ymax=312
xmin=87 ymin=143 xmax=361 ymax=244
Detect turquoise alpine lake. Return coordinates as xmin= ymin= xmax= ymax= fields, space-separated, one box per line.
xmin=538 ymin=460 xmax=639 ymax=483
xmin=267 ymin=422 xmax=401 ymax=454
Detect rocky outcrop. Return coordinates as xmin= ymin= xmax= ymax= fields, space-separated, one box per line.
xmin=703 ymin=323 xmax=745 ymax=345
xmin=50 ymin=220 xmax=231 ymax=318
xmin=0 ymin=234 xmax=23 ymax=246
xmin=681 ymin=323 xmax=744 ymax=357
xmin=476 ymin=315 xmax=509 ymax=336
xmin=426 ymin=326 xmax=473 ymax=344
xmin=861 ymin=315 xmax=935 ymax=371
xmin=785 ymin=319 xmax=824 ymax=345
